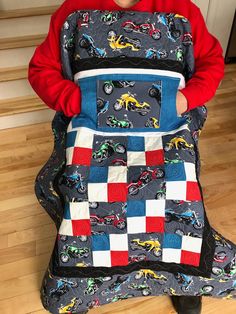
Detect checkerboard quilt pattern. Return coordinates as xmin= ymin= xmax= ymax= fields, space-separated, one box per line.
xmin=165 ymin=161 xmax=202 ymax=201
xmin=92 ymin=233 xmax=129 ymax=266
xmin=60 ymin=127 xmax=204 ymax=267
xmin=65 ymin=129 xmax=165 ymax=167
xmin=90 ymin=231 xmax=202 ymax=267
xmin=126 ymin=200 xmax=165 ymax=233
xmin=65 ymin=128 xmax=201 ymax=202
xmin=88 ymin=165 xmax=127 ymax=202
xmin=58 ymin=199 xmax=166 ymax=236
xmin=58 ymin=200 xmax=203 ymax=267
xmin=66 ymin=129 xmax=94 ymax=166
xmin=79 ymin=161 xmax=201 ymax=203
xmin=58 ymin=201 xmax=92 ymax=236
xmin=162 ymin=233 xmax=202 ymax=266
xmin=126 ymin=135 xmax=165 ymax=166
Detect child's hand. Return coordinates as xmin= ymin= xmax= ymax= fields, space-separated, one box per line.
xmin=176 ymin=91 xmax=188 ymax=116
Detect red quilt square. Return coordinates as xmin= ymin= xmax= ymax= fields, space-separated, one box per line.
xmin=107 ymin=183 xmax=127 ymax=202
xmin=186 ymin=181 xmax=202 ymax=201
xmin=71 ymin=219 xmax=91 ymax=236
xmin=72 ymin=147 xmax=92 ymax=166
xmin=181 ymin=250 xmax=201 ymax=266
xmin=111 ymin=251 xmax=129 ymax=266
xmin=146 ymin=217 xmax=165 ymax=233
xmin=145 ymin=149 xmax=164 ymax=166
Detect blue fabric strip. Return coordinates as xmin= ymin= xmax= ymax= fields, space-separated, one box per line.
xmin=71 ymin=73 xmax=188 ymax=132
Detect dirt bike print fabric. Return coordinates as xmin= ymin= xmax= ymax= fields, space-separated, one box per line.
xmin=33 ymin=8 xmax=236 ymax=314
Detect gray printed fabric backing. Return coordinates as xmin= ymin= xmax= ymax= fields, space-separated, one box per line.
xmin=34 ymin=9 xmax=236 ymax=314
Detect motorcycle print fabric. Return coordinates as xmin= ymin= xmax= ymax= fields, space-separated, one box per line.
xmin=34 ymin=9 xmax=236 ymax=314
xmin=53 ymin=9 xmax=215 ymax=278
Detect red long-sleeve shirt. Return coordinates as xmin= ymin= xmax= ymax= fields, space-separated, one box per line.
xmin=28 ymin=0 xmax=225 ymax=117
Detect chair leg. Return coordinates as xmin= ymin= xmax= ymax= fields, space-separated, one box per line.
xmin=170 ymin=295 xmax=202 ymax=314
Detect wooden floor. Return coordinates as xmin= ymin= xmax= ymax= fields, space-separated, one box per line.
xmin=0 ymin=63 xmax=236 ymax=314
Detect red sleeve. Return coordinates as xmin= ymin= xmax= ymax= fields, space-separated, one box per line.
xmin=28 ymin=0 xmax=225 ymax=116
xmin=27 ymin=0 xmax=82 ymax=117
xmin=179 ymin=4 xmax=225 ymax=111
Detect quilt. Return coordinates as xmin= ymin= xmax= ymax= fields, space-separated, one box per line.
xmin=38 ymin=9 xmax=215 ymax=279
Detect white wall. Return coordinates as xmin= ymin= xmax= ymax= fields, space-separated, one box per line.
xmin=206 ymin=0 xmax=236 ymax=56
xmin=193 ymin=0 xmax=236 ymax=56
xmin=192 ymin=0 xmax=209 ymax=21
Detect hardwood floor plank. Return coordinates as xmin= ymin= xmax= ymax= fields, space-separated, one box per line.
xmin=0 ymin=253 xmax=50 ymax=282
xmin=6 ymin=223 xmax=55 ymax=247
xmin=0 ymin=241 xmax=36 ymax=265
xmin=0 ymin=271 xmax=45 ymax=301
xmin=0 ymin=290 xmax=47 ymax=314
xmin=0 ymin=215 xmax=52 ymax=237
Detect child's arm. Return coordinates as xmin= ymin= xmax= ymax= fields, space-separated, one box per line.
xmin=179 ymin=3 xmax=225 ymax=111
xmin=28 ymin=0 xmax=81 ymax=117
xmin=28 ymin=0 xmax=225 ymax=116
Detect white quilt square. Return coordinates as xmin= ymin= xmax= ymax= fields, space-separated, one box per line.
xmin=127 ymin=216 xmax=145 ymax=234
xmin=66 ymin=147 xmax=74 ymax=165
xmin=127 ymin=151 xmax=146 ymax=166
xmin=108 ymin=166 xmax=127 ymax=183
xmin=146 ymin=199 xmax=165 ymax=217
xmin=110 ymin=234 xmax=128 ymax=251
xmin=145 ymin=136 xmax=163 ymax=151
xmin=162 ymin=248 xmax=181 ymax=263
xmin=75 ymin=128 xmax=94 ymax=148
xmin=182 ymin=236 xmax=203 ymax=253
xmin=59 ymin=219 xmax=73 ymax=236
xmin=166 ymin=181 xmax=186 ymax=201
xmin=184 ymin=162 xmax=197 ymax=182
xmin=69 ymin=202 xmax=90 ymax=220
xmin=92 ymin=251 xmax=111 ymax=267
xmin=88 ymin=183 xmax=107 ymax=202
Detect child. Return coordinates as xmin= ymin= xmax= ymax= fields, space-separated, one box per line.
xmin=28 ymin=0 xmax=225 ymax=118
xmin=28 ymin=1 xmax=229 ymax=314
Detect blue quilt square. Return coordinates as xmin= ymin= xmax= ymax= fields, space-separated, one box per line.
xmin=127 ymin=136 xmax=145 ymax=151
xmin=92 ymin=234 xmax=110 ymax=251
xmin=126 ymin=200 xmax=145 ymax=217
xmin=164 ymin=162 xmax=186 ymax=181
xmin=66 ymin=131 xmax=77 ymax=148
xmin=88 ymin=166 xmax=108 ymax=183
xmin=63 ymin=203 xmax=71 ymax=219
xmin=163 ymin=233 xmax=182 ymax=249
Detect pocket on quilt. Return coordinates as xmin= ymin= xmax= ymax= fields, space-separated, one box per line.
xmin=96 ymin=79 xmax=162 ymax=129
